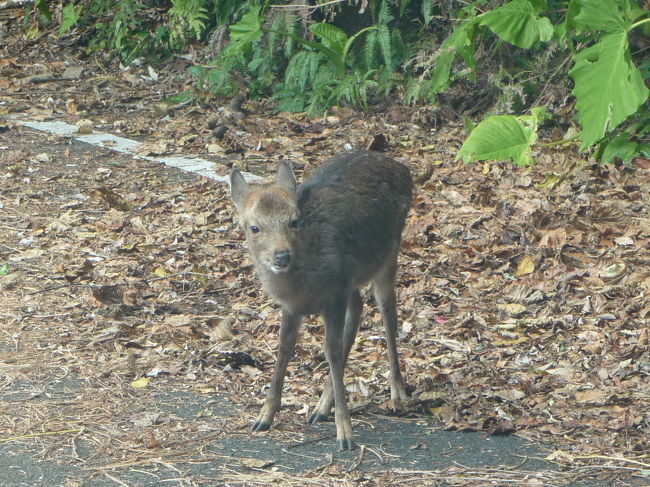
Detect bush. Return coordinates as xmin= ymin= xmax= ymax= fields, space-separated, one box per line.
xmin=30 ymin=0 xmax=650 ymax=164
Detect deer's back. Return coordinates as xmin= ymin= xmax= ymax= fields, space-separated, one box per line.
xmin=291 ymin=150 xmax=412 ymax=291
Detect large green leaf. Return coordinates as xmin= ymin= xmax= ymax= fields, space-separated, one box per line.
xmin=573 ymin=0 xmax=627 ymax=32
xmin=430 ymin=20 xmax=477 ymax=94
xmin=479 ymin=0 xmax=553 ymax=48
xmin=569 ymin=32 xmax=649 ymax=149
xmin=309 ymin=23 xmax=347 ymax=54
xmin=228 ymin=6 xmax=263 ymax=52
xmin=456 ymin=109 xmax=546 ymax=166
xmin=599 ymin=134 xmax=638 ymax=165
xmin=59 ymin=4 xmax=82 ymax=36
xmin=430 ymin=49 xmax=456 ymax=94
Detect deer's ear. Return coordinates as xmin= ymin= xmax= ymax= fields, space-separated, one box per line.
xmin=230 ymin=169 xmax=249 ymax=210
xmin=276 ymin=160 xmax=296 ymax=194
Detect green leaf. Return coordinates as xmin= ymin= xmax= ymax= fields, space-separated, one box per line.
xmin=451 ymin=20 xmax=478 ymax=71
xmin=561 ymin=0 xmax=581 ymax=41
xmin=400 ymin=0 xmax=412 ymax=17
xmin=228 ymin=6 xmax=263 ymax=52
xmin=537 ymin=172 xmax=562 ymax=189
xmin=599 ymin=134 xmax=638 ymax=165
xmin=0 ymin=263 xmax=9 ymax=277
xmin=59 ymin=4 xmax=83 ymax=36
xmin=479 ymin=0 xmax=553 ymax=48
xmin=569 ymin=32 xmax=649 ymax=149
xmin=35 ymin=0 xmax=52 ymax=21
xmin=573 ymin=0 xmax=627 ymax=32
xmin=430 ymin=20 xmax=478 ymax=94
xmin=376 ymin=24 xmax=393 ymax=71
xmin=457 ymin=110 xmax=544 ymax=166
xmin=422 ymin=0 xmax=434 ymax=26
xmin=163 ymin=90 xmax=192 ymax=104
xmin=309 ymin=23 xmax=347 ymax=54
xmin=430 ymin=50 xmax=456 ymax=94
xmin=341 ymin=26 xmax=377 ymax=68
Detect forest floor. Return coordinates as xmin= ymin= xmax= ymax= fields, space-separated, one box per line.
xmin=1 ymin=7 xmax=649 ymax=487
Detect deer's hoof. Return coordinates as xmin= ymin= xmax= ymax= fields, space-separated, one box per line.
xmin=252 ymin=420 xmax=270 ymax=432
xmin=337 ymin=438 xmax=356 ymax=451
xmin=308 ymin=412 xmax=329 ymax=424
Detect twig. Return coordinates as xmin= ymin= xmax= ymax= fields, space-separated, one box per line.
xmin=27 ymin=283 xmax=97 ymax=295
xmin=531 ymin=54 xmax=573 ymax=108
xmin=146 ymin=271 xmax=208 ymax=282
xmin=577 ymin=464 xmax=650 ymax=472
xmin=347 ymin=443 xmax=366 ymax=472
xmin=0 ymin=428 xmax=83 ymax=443
xmin=103 ymin=473 xmax=131 ymax=487
xmin=287 ymin=432 xmax=336 ymax=448
xmin=573 ymin=454 xmax=650 ymax=469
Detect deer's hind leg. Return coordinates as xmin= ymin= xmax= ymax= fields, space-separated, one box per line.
xmin=308 ymin=289 xmax=362 ymax=424
xmin=372 ymin=253 xmax=408 ymax=406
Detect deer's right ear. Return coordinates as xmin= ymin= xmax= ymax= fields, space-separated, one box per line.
xmin=230 ymin=169 xmax=248 ymax=210
xmin=276 ymin=160 xmax=296 ymax=194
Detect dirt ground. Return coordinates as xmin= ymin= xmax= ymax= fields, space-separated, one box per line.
xmin=1 ymin=8 xmax=650 ymax=487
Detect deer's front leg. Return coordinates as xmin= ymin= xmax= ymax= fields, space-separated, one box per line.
xmin=252 ymin=308 xmax=301 ymax=432
xmin=323 ymin=299 xmax=355 ymax=450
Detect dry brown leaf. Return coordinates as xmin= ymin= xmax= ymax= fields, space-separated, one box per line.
xmin=515 ymin=255 xmax=536 ymax=277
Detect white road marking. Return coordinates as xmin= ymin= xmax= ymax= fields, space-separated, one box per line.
xmin=20 ymin=120 xmax=262 ymax=183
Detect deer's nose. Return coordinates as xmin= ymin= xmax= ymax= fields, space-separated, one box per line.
xmin=273 ymin=250 xmax=291 ymax=268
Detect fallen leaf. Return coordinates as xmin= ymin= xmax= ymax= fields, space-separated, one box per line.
xmin=515 ymin=255 xmax=536 ymax=277
xmin=496 ymin=303 xmax=527 ymax=316
xmin=494 ymin=389 xmax=526 ymax=401
xmin=131 ymin=377 xmax=150 ymax=388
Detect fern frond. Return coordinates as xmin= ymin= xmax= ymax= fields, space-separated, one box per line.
xmin=283 ymin=12 xmax=298 ymax=58
xmin=377 ymin=24 xmax=392 ymax=71
xmin=363 ymin=30 xmax=377 ymax=71
xmin=422 ymin=0 xmax=434 ymax=27
xmin=169 ymin=0 xmax=209 ymax=41
xmin=285 ymin=50 xmax=322 ymax=91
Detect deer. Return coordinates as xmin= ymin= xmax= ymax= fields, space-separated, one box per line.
xmin=229 ymin=149 xmax=413 ymax=450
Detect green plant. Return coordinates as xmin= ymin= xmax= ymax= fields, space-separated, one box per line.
xmin=31 ymin=0 xmax=249 ymax=62
xmin=60 ymin=3 xmax=83 ymax=36
xmin=271 ymin=22 xmax=379 ymax=113
xmin=193 ymin=0 xmax=412 ymax=114
xmin=568 ymin=0 xmax=648 ymax=150
xmin=451 ymin=0 xmax=649 ymax=165
xmin=457 ymin=106 xmax=550 ymax=166
xmin=190 ymin=4 xmax=268 ymax=96
xmin=86 ymin=0 xmax=151 ymax=62
xmin=168 ymin=0 xmax=210 ymax=44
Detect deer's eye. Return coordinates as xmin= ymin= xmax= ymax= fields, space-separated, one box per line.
xmin=250 ymin=225 xmax=260 ymax=234
xmin=290 ymin=219 xmax=300 ymax=229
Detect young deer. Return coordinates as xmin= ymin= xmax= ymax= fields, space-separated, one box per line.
xmin=230 ymin=149 xmax=413 ymax=450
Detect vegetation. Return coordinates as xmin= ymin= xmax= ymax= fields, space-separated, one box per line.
xmin=29 ymin=0 xmax=650 ymax=165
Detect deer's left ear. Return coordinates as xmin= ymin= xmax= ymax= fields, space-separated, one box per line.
xmin=230 ymin=169 xmax=249 ymax=210
xmin=276 ymin=160 xmax=296 ymax=194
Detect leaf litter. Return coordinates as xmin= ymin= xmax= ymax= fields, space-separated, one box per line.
xmin=0 ymin=12 xmax=649 ymax=487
